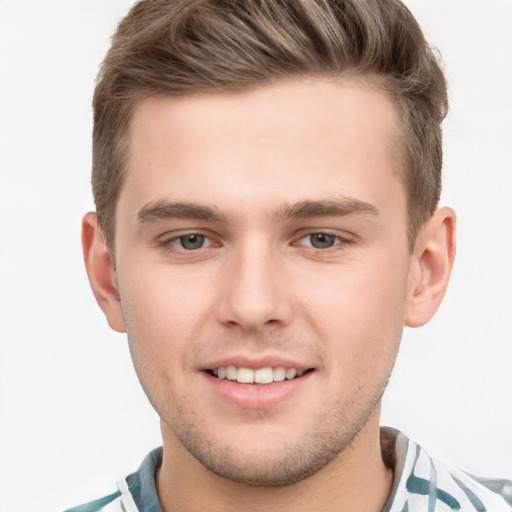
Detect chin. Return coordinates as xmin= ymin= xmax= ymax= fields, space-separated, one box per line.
xmin=189 ymin=442 xmax=342 ymax=487
xmin=166 ymin=410 xmax=370 ymax=487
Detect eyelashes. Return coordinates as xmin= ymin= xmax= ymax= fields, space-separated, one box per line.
xmin=174 ymin=233 xmax=208 ymax=250
xmin=157 ymin=230 xmax=354 ymax=255
xmin=295 ymin=232 xmax=344 ymax=249
xmin=157 ymin=230 xmax=220 ymax=253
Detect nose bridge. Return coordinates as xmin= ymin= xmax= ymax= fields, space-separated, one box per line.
xmin=216 ymin=235 xmax=291 ymax=331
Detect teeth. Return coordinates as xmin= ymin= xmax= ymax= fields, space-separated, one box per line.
xmin=254 ymin=367 xmax=273 ymax=384
xmin=237 ymin=367 xmax=254 ymax=383
xmin=273 ymin=366 xmax=286 ymax=382
xmin=212 ymin=365 xmax=307 ymax=384
xmin=226 ymin=365 xmax=237 ymax=380
xmin=285 ymin=368 xmax=297 ymax=380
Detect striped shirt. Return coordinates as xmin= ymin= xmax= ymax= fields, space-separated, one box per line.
xmin=64 ymin=428 xmax=512 ymax=512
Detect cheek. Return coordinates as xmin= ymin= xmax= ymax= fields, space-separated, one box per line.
xmin=117 ymin=264 xmax=216 ymax=379
xmin=299 ymin=256 xmax=409 ymax=374
xmin=118 ymin=271 xmax=209 ymax=411
xmin=120 ymin=262 xmax=214 ymax=330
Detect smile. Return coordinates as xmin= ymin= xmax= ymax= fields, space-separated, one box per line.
xmin=209 ymin=366 xmax=310 ymax=384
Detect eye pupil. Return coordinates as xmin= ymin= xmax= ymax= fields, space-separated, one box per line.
xmin=310 ymin=233 xmax=336 ymax=249
xmin=179 ymin=234 xmax=205 ymax=250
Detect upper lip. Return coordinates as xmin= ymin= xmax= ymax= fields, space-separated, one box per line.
xmin=202 ymin=354 xmax=313 ymax=371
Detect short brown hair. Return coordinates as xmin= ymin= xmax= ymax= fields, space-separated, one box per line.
xmin=93 ymin=0 xmax=448 ymax=253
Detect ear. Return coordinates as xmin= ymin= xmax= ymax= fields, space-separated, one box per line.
xmin=82 ymin=212 xmax=126 ymax=333
xmin=405 ymin=207 xmax=456 ymax=327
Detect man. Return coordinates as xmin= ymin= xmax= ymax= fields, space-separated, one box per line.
xmin=68 ymin=0 xmax=511 ymax=510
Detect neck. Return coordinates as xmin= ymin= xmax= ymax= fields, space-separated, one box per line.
xmin=157 ymin=410 xmax=393 ymax=512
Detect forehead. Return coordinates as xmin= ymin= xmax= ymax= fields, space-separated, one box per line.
xmin=120 ymin=78 xmax=404 ymax=221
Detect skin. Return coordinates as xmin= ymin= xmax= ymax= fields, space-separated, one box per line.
xmin=83 ymin=78 xmax=456 ymax=512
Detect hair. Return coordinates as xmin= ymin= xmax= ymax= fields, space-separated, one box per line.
xmin=93 ymin=0 xmax=448 ymax=254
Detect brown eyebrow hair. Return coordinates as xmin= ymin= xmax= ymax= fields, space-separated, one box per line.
xmin=137 ymin=197 xmax=379 ymax=224
xmin=274 ymin=198 xmax=379 ymax=221
xmin=137 ymin=201 xmax=225 ymax=223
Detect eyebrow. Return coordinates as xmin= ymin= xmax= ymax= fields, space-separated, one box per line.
xmin=137 ymin=201 xmax=225 ymax=223
xmin=136 ymin=197 xmax=379 ymax=224
xmin=273 ymin=198 xmax=379 ymax=221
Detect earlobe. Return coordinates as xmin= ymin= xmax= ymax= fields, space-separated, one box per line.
xmin=405 ymin=207 xmax=456 ymax=328
xmin=82 ymin=212 xmax=126 ymax=333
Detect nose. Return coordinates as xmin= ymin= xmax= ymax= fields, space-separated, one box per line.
xmin=215 ymin=239 xmax=293 ymax=332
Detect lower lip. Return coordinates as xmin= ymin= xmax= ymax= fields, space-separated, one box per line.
xmin=202 ymin=371 xmax=312 ymax=409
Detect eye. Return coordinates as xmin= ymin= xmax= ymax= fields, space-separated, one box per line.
xmin=177 ymin=233 xmax=207 ymax=250
xmin=294 ymin=232 xmax=342 ymax=250
xmin=292 ymin=231 xmax=355 ymax=252
xmin=307 ymin=233 xmax=337 ymax=249
xmin=158 ymin=231 xmax=218 ymax=253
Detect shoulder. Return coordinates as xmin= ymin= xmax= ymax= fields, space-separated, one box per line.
xmin=63 ymin=447 xmax=163 ymax=512
xmin=63 ymin=490 xmax=122 ymax=512
xmin=382 ymin=427 xmax=512 ymax=512
xmin=459 ymin=472 xmax=512 ymax=510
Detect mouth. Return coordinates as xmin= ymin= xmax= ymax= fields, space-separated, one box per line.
xmin=206 ymin=366 xmax=314 ymax=384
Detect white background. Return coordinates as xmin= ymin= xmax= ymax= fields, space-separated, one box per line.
xmin=0 ymin=1 xmax=511 ymax=511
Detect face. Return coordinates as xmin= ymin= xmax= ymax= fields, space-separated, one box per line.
xmin=113 ymin=79 xmax=414 ymax=485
